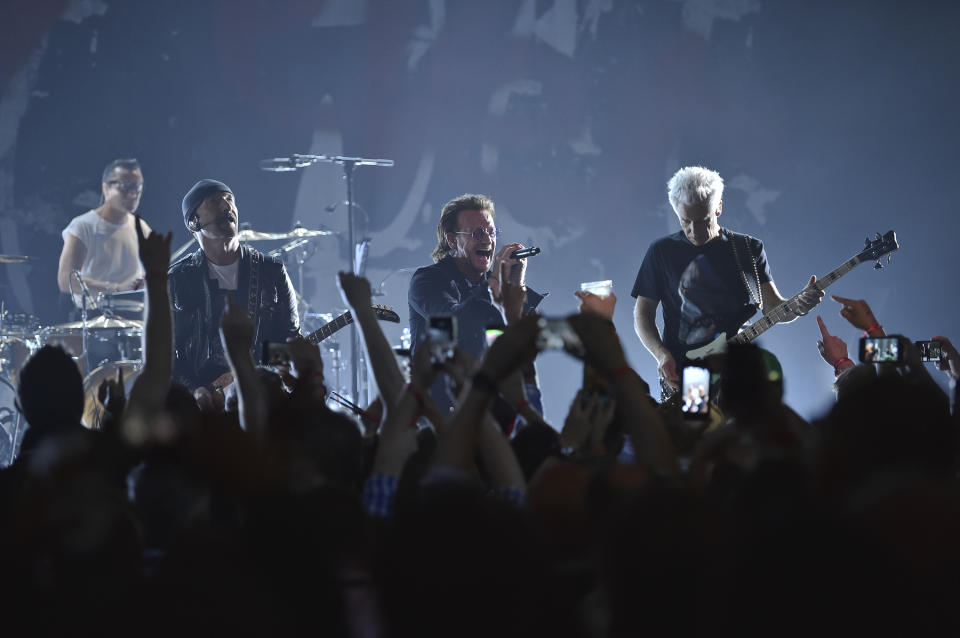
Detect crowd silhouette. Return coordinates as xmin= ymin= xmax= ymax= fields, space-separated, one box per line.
xmin=1 ymin=220 xmax=958 ymax=636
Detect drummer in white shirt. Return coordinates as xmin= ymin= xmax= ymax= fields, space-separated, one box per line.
xmin=57 ymin=158 xmax=153 ymax=308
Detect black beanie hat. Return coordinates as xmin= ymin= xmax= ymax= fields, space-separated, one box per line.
xmin=182 ymin=179 xmax=232 ymax=228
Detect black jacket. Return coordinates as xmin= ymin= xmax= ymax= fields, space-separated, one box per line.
xmin=168 ymin=245 xmax=300 ymax=390
xmin=408 ymin=256 xmax=545 ymax=360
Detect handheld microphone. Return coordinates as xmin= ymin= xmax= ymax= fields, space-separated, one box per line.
xmin=510 ymin=246 xmax=541 ymax=260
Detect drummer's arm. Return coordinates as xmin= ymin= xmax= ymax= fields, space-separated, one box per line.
xmin=58 ymin=234 xmax=128 ymax=301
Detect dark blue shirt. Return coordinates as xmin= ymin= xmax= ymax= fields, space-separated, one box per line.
xmin=631 ymin=229 xmax=772 ymax=364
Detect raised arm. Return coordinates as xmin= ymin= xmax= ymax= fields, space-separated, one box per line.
xmin=220 ymin=293 xmax=267 ymax=439
xmin=126 ymin=216 xmax=173 ymax=420
xmin=338 ymin=272 xmax=406 ymax=408
xmin=431 ymin=315 xmax=539 ymax=471
xmin=569 ymin=313 xmax=678 ymax=475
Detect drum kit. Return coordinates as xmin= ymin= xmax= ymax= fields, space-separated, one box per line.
xmin=1 ymin=151 xmax=396 ymax=459
xmin=0 ymin=222 xmax=343 ymax=445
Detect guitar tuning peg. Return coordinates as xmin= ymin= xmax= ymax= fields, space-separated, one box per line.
xmin=875 ymin=232 xmax=882 ymax=241
xmin=874 ymin=260 xmax=883 ymax=269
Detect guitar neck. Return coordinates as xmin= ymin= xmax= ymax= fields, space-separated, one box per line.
xmin=307 ymin=311 xmax=354 ymax=345
xmin=730 ymin=256 xmax=863 ymax=346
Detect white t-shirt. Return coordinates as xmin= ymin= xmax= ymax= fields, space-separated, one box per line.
xmin=62 ymin=210 xmax=149 ymax=286
xmin=207 ymin=259 xmax=239 ymax=290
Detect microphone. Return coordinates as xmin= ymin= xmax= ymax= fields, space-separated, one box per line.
xmin=510 ymin=246 xmax=541 ymax=260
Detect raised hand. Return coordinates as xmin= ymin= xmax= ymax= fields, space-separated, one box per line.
xmin=97 ymin=367 xmax=127 ymax=423
xmin=220 ymin=292 xmax=255 ymax=353
xmin=135 ymin=215 xmax=172 ymax=275
xmin=931 ymin=335 xmax=960 ymax=380
xmin=337 ymin=271 xmax=373 ymax=310
xmin=574 ymin=289 xmax=617 ymax=320
xmin=480 ymin=314 xmax=539 ymax=379
xmin=816 ymin=315 xmax=849 ymax=368
xmin=831 ymin=294 xmax=881 ymax=332
xmin=288 ymin=335 xmax=323 ymax=380
xmin=411 ymin=336 xmax=444 ymax=390
xmin=566 ymin=313 xmax=630 ymax=378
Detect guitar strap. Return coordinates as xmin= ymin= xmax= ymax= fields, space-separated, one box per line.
xmin=247 ymin=247 xmax=263 ymax=340
xmin=726 ymin=229 xmax=762 ymax=311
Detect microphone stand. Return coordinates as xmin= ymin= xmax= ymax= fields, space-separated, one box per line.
xmin=261 ymin=153 xmax=394 ymax=405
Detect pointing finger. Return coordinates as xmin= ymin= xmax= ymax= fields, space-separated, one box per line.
xmin=817 ymin=315 xmax=831 ymax=338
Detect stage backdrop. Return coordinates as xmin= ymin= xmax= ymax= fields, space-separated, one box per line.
xmin=1 ymin=0 xmax=957 ymax=422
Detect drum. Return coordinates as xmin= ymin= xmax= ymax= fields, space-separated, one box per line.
xmin=0 ymin=336 xmax=38 ymax=383
xmin=41 ymin=324 xmax=143 ymax=368
xmin=0 ymin=375 xmax=23 ymax=468
xmin=81 ymin=360 xmax=141 ymax=429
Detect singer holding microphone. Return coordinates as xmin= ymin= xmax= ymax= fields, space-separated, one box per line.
xmin=57 ymin=158 xmax=152 ymax=311
xmin=408 ymin=193 xmax=546 ymax=413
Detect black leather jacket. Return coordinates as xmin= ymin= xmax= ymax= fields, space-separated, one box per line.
xmin=168 ymin=245 xmax=300 ymax=390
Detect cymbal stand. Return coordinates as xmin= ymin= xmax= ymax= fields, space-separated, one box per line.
xmin=69 ymin=271 xmax=94 ymax=375
xmin=260 ymin=153 xmax=394 ymax=404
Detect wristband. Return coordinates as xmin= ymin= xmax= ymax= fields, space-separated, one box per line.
xmin=863 ymin=323 xmax=883 ymax=336
xmin=834 ymin=357 xmax=853 ymax=376
xmin=471 ymin=370 xmax=499 ymax=395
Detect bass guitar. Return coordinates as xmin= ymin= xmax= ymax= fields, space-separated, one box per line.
xmin=661 ymin=231 xmax=899 ymax=401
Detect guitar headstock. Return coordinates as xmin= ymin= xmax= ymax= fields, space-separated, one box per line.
xmin=372 ymin=304 xmax=401 ymax=323
xmin=855 ymin=230 xmax=898 ymax=268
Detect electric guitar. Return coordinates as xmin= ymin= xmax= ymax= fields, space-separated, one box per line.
xmin=207 ymin=305 xmax=401 ymax=390
xmin=661 ymin=231 xmax=899 ymax=401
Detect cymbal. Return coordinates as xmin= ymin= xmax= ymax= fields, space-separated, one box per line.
xmin=0 ymin=255 xmax=35 ymax=264
xmin=238 ymin=227 xmax=336 ymax=242
xmin=54 ymin=315 xmax=143 ymax=330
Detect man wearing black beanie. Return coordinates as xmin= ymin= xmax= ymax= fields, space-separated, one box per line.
xmin=168 ymin=179 xmax=300 ymax=404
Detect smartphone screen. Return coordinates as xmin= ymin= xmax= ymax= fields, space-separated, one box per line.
xmin=860 ymin=336 xmax=901 ymax=363
xmin=536 ymin=317 xmax=583 ymax=353
xmin=915 ymin=340 xmax=943 ymax=362
xmin=485 ymin=325 xmax=504 ymax=348
xmin=428 ymin=315 xmax=456 ymax=347
xmin=680 ymin=365 xmax=710 ymax=420
xmin=262 ymin=341 xmax=291 ymax=366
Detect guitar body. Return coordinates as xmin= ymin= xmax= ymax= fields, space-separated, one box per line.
xmin=685 ymin=333 xmax=730 ymax=360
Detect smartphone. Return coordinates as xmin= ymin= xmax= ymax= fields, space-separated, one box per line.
xmin=485 ymin=324 xmax=504 ymax=348
xmin=679 ymin=365 xmax=711 ymax=420
xmin=859 ymin=336 xmax=902 ymax=364
xmin=262 ymin=341 xmax=291 ymax=366
xmin=536 ymin=317 xmax=583 ymax=353
xmin=915 ymin=340 xmax=943 ymax=362
xmin=428 ymin=315 xmax=457 ymax=360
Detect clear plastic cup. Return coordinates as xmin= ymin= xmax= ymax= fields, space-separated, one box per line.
xmin=579 ymin=280 xmax=613 ymax=298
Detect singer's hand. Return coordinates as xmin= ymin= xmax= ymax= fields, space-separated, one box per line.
xmin=493 ymin=242 xmax=526 ymax=287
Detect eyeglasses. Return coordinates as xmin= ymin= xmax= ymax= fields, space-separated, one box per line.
xmin=453 ymin=227 xmax=501 ymax=242
xmin=106 ymin=180 xmax=144 ymax=193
